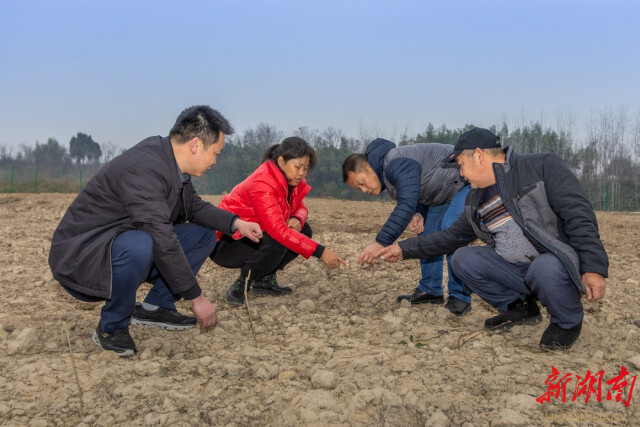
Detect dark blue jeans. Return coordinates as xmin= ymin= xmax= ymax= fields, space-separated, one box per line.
xmin=418 ymin=185 xmax=471 ymax=303
xmin=65 ymin=223 xmax=217 ymax=333
xmin=450 ymin=246 xmax=583 ymax=328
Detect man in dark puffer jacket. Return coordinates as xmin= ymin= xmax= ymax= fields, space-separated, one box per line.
xmin=343 ymin=139 xmax=472 ymax=315
xmin=377 ymin=128 xmax=608 ymax=351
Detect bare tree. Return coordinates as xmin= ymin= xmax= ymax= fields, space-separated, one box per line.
xmin=321 ymin=127 xmax=343 ymax=148
xmin=0 ymin=145 xmax=14 ymax=163
xmin=357 ymin=120 xmax=382 ymax=152
xmin=242 ymin=123 xmax=283 ymax=150
xmin=293 ymin=126 xmax=319 ymax=146
xmin=398 ymin=124 xmax=413 ymax=146
xmin=100 ymin=141 xmax=119 ymax=163
xmin=18 ymin=143 xmax=34 ymax=163
xmin=631 ymin=110 xmax=640 ymax=210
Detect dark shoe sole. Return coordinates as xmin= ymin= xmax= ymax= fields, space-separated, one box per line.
xmin=539 ymin=322 xmax=581 ymax=351
xmin=539 ymin=341 xmax=574 ymax=352
xmin=130 ymin=318 xmax=196 ymax=331
xmin=226 ymin=294 xmax=245 ymax=305
xmin=485 ymin=313 xmax=543 ymax=330
xmin=91 ymin=330 xmax=136 ymax=357
xmin=448 ymin=305 xmax=472 ymax=317
xmin=397 ymin=297 xmax=445 ymax=305
xmin=250 ymin=288 xmax=291 ymax=297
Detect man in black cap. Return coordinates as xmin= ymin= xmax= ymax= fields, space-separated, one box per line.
xmin=376 ymin=127 xmax=608 ymax=351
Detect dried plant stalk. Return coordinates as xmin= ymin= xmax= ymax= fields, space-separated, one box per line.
xmin=63 ymin=322 xmax=83 ymax=407
xmin=243 ymin=270 xmax=257 ymax=344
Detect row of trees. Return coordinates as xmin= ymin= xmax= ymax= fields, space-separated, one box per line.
xmin=0 ymin=132 xmax=122 ymax=170
xmin=2 ymin=108 xmax=639 ymax=210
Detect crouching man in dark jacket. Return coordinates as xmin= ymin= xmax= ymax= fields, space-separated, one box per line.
xmin=376 ymin=127 xmax=608 ymax=351
xmin=49 ymin=106 xmax=262 ymax=356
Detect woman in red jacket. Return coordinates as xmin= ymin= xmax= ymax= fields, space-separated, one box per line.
xmin=211 ymin=137 xmax=347 ymax=305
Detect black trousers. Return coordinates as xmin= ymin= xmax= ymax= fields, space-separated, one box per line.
xmin=211 ymin=222 xmax=312 ymax=281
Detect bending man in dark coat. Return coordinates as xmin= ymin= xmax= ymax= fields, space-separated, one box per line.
xmin=377 ymin=127 xmax=608 ymax=351
xmin=49 ymin=105 xmax=262 ymax=356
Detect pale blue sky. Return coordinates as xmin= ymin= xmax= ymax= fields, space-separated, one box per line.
xmin=1 ymin=0 xmax=638 ymax=149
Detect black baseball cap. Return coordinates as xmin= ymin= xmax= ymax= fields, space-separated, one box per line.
xmin=443 ymin=127 xmax=501 ymax=163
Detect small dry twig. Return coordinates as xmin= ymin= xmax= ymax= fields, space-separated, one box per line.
xmin=63 ymin=322 xmax=83 ymax=408
xmin=243 ymin=270 xmax=257 ymax=344
xmin=456 ymin=330 xmax=484 ymax=349
xmin=345 ymin=264 xmax=361 ymax=310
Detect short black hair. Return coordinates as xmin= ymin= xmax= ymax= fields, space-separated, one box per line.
xmin=262 ymin=137 xmax=317 ymax=171
xmin=342 ymin=153 xmax=368 ymax=182
xmin=169 ymin=105 xmax=234 ymax=148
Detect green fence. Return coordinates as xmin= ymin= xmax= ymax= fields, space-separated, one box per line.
xmin=0 ymin=164 xmax=97 ymax=193
xmin=2 ymin=163 xmax=638 ymax=211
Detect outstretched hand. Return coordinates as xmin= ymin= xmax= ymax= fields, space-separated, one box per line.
xmin=235 ymin=219 xmax=263 ymax=242
xmin=375 ymin=244 xmax=403 ymax=263
xmin=320 ymin=248 xmax=348 ymax=269
xmin=357 ymin=242 xmax=384 ymax=265
xmin=582 ymin=272 xmax=606 ymax=302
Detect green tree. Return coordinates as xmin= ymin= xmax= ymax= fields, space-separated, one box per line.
xmin=70 ymin=132 xmax=102 ymax=164
xmin=34 ymin=138 xmax=67 ymax=167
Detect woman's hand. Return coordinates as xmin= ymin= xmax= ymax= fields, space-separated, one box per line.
xmin=288 ymin=217 xmax=302 ymax=232
xmin=320 ymin=248 xmax=348 ymax=269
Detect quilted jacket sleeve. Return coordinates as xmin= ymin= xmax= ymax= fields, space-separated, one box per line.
xmin=375 ymin=158 xmax=422 ymax=246
xmin=290 ymin=201 xmax=309 ymax=226
xmin=248 ymin=179 xmax=318 ymax=259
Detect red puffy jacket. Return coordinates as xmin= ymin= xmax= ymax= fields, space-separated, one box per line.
xmin=217 ymin=160 xmax=319 ymax=259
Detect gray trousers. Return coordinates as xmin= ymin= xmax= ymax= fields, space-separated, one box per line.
xmin=450 ymin=246 xmax=583 ymax=328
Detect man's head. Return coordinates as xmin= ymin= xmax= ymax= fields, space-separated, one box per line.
xmin=170 ymin=105 xmax=234 ymax=148
xmin=446 ymin=127 xmax=505 ymax=189
xmin=342 ymin=153 xmax=382 ymax=195
xmin=170 ymin=106 xmax=234 ymax=177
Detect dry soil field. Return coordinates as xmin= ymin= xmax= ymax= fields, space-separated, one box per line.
xmin=1 ymin=194 xmax=639 ymax=426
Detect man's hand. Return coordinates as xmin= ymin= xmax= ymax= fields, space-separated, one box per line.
xmin=320 ymin=248 xmax=348 ymax=269
xmin=190 ymin=294 xmax=217 ymax=329
xmin=288 ymin=217 xmax=302 ymax=232
xmin=376 ymin=244 xmax=403 ymax=263
xmin=357 ymin=242 xmax=384 ymax=265
xmin=235 ymin=219 xmax=263 ymax=242
xmin=582 ymin=272 xmax=606 ymax=302
xmin=408 ymin=213 xmax=424 ymax=234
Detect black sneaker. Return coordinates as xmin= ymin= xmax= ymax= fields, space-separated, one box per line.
xmin=484 ymin=296 xmax=542 ymax=329
xmin=444 ymin=296 xmax=472 ymax=316
xmin=397 ymin=288 xmax=445 ymax=305
xmin=92 ymin=326 xmax=137 ymax=357
xmin=130 ymin=303 xmax=197 ymax=330
xmin=250 ymin=273 xmax=292 ymax=296
xmin=226 ymin=276 xmax=247 ymax=305
xmin=540 ymin=321 xmax=582 ymax=351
